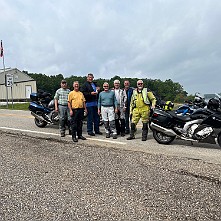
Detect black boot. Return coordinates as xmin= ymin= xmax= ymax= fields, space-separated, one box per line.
xmin=72 ymin=131 xmax=78 ymax=142
xmin=127 ymin=123 xmax=136 ymax=140
xmin=142 ymin=123 xmax=148 ymax=141
xmin=78 ymin=135 xmax=86 ymax=140
xmin=72 ymin=136 xmax=78 ymax=142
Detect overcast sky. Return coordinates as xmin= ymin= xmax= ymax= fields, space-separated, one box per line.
xmin=1 ymin=0 xmax=221 ymax=95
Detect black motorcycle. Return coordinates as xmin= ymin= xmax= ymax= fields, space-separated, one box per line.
xmin=29 ymin=91 xmax=59 ymax=127
xmin=150 ymin=98 xmax=221 ymax=147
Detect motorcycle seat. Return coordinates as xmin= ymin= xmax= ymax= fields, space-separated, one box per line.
xmin=168 ymin=111 xmax=191 ymax=122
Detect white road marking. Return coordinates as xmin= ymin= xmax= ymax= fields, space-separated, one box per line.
xmin=0 ymin=126 xmax=127 ymax=145
xmin=86 ymin=137 xmax=127 ymax=145
xmin=0 ymin=126 xmax=59 ymax=136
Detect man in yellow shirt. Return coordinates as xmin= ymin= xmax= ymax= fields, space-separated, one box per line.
xmin=68 ymin=81 xmax=87 ymax=142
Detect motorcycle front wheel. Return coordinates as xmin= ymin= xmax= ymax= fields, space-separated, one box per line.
xmin=34 ymin=118 xmax=47 ymax=128
xmin=152 ymin=129 xmax=176 ymax=144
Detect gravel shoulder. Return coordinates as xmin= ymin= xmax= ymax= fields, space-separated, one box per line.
xmin=0 ymin=131 xmax=220 ymax=221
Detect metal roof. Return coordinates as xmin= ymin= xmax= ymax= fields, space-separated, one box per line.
xmin=0 ymin=68 xmax=35 ymax=85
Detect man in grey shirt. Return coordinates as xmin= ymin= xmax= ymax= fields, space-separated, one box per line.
xmin=98 ymin=82 xmax=118 ymax=139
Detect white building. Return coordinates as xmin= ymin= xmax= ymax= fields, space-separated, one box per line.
xmin=0 ymin=68 xmax=37 ymax=101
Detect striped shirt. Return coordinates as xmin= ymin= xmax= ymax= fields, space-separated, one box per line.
xmin=54 ymin=88 xmax=70 ymax=106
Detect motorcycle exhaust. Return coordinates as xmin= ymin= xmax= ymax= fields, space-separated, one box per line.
xmin=150 ymin=122 xmax=177 ymax=136
xmin=31 ymin=112 xmax=50 ymax=123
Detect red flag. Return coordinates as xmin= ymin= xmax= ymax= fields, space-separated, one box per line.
xmin=0 ymin=40 xmax=3 ymax=57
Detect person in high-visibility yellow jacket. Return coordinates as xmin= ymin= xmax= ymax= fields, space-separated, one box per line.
xmin=127 ymin=80 xmax=156 ymax=141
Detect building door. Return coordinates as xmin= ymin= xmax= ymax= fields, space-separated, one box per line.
xmin=25 ymin=85 xmax=32 ymax=99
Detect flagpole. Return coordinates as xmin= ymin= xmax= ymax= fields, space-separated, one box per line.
xmin=1 ymin=40 xmax=9 ymax=108
xmin=3 ymin=57 xmax=9 ymax=109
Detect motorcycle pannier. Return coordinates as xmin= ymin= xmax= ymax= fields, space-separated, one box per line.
xmin=152 ymin=109 xmax=173 ymax=127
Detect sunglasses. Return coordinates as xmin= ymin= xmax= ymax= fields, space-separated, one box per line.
xmin=137 ymin=83 xmax=143 ymax=85
xmin=103 ymin=86 xmax=109 ymax=87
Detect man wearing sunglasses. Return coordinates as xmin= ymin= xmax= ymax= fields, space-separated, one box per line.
xmin=127 ymin=80 xmax=156 ymax=141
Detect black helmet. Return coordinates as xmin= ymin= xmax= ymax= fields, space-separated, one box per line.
xmin=207 ymin=98 xmax=220 ymax=110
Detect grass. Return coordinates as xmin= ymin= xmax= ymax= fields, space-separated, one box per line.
xmin=0 ymin=102 xmax=30 ymax=110
xmin=174 ymin=103 xmax=182 ymax=109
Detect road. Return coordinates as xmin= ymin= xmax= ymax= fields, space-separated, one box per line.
xmin=0 ymin=109 xmax=220 ymax=220
xmin=0 ymin=109 xmax=221 ymax=164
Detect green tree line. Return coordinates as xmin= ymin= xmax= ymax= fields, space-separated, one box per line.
xmin=27 ymin=72 xmax=194 ymax=103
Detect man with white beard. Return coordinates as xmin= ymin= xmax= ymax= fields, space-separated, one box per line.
xmin=127 ymin=80 xmax=156 ymax=141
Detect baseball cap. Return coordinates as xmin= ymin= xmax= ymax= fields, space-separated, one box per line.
xmin=61 ymin=79 xmax=67 ymax=83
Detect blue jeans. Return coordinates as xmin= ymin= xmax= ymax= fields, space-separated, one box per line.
xmin=58 ymin=105 xmax=70 ymax=133
xmin=86 ymin=106 xmax=100 ymax=133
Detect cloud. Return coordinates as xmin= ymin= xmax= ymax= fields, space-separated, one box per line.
xmin=1 ymin=0 xmax=221 ymax=94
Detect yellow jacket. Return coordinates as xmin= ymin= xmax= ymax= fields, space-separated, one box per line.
xmin=130 ymin=88 xmax=156 ymax=113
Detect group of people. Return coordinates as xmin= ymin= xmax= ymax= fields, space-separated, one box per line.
xmin=54 ymin=73 xmax=157 ymax=143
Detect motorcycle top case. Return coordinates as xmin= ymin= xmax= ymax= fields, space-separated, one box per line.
xmin=30 ymin=93 xmax=39 ymax=101
xmin=151 ymin=109 xmax=173 ymax=127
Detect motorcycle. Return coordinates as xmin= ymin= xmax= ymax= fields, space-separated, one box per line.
xmin=150 ymin=98 xmax=221 ymax=147
xmin=29 ymin=91 xmax=59 ymax=127
xmin=29 ymin=90 xmax=104 ymax=128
